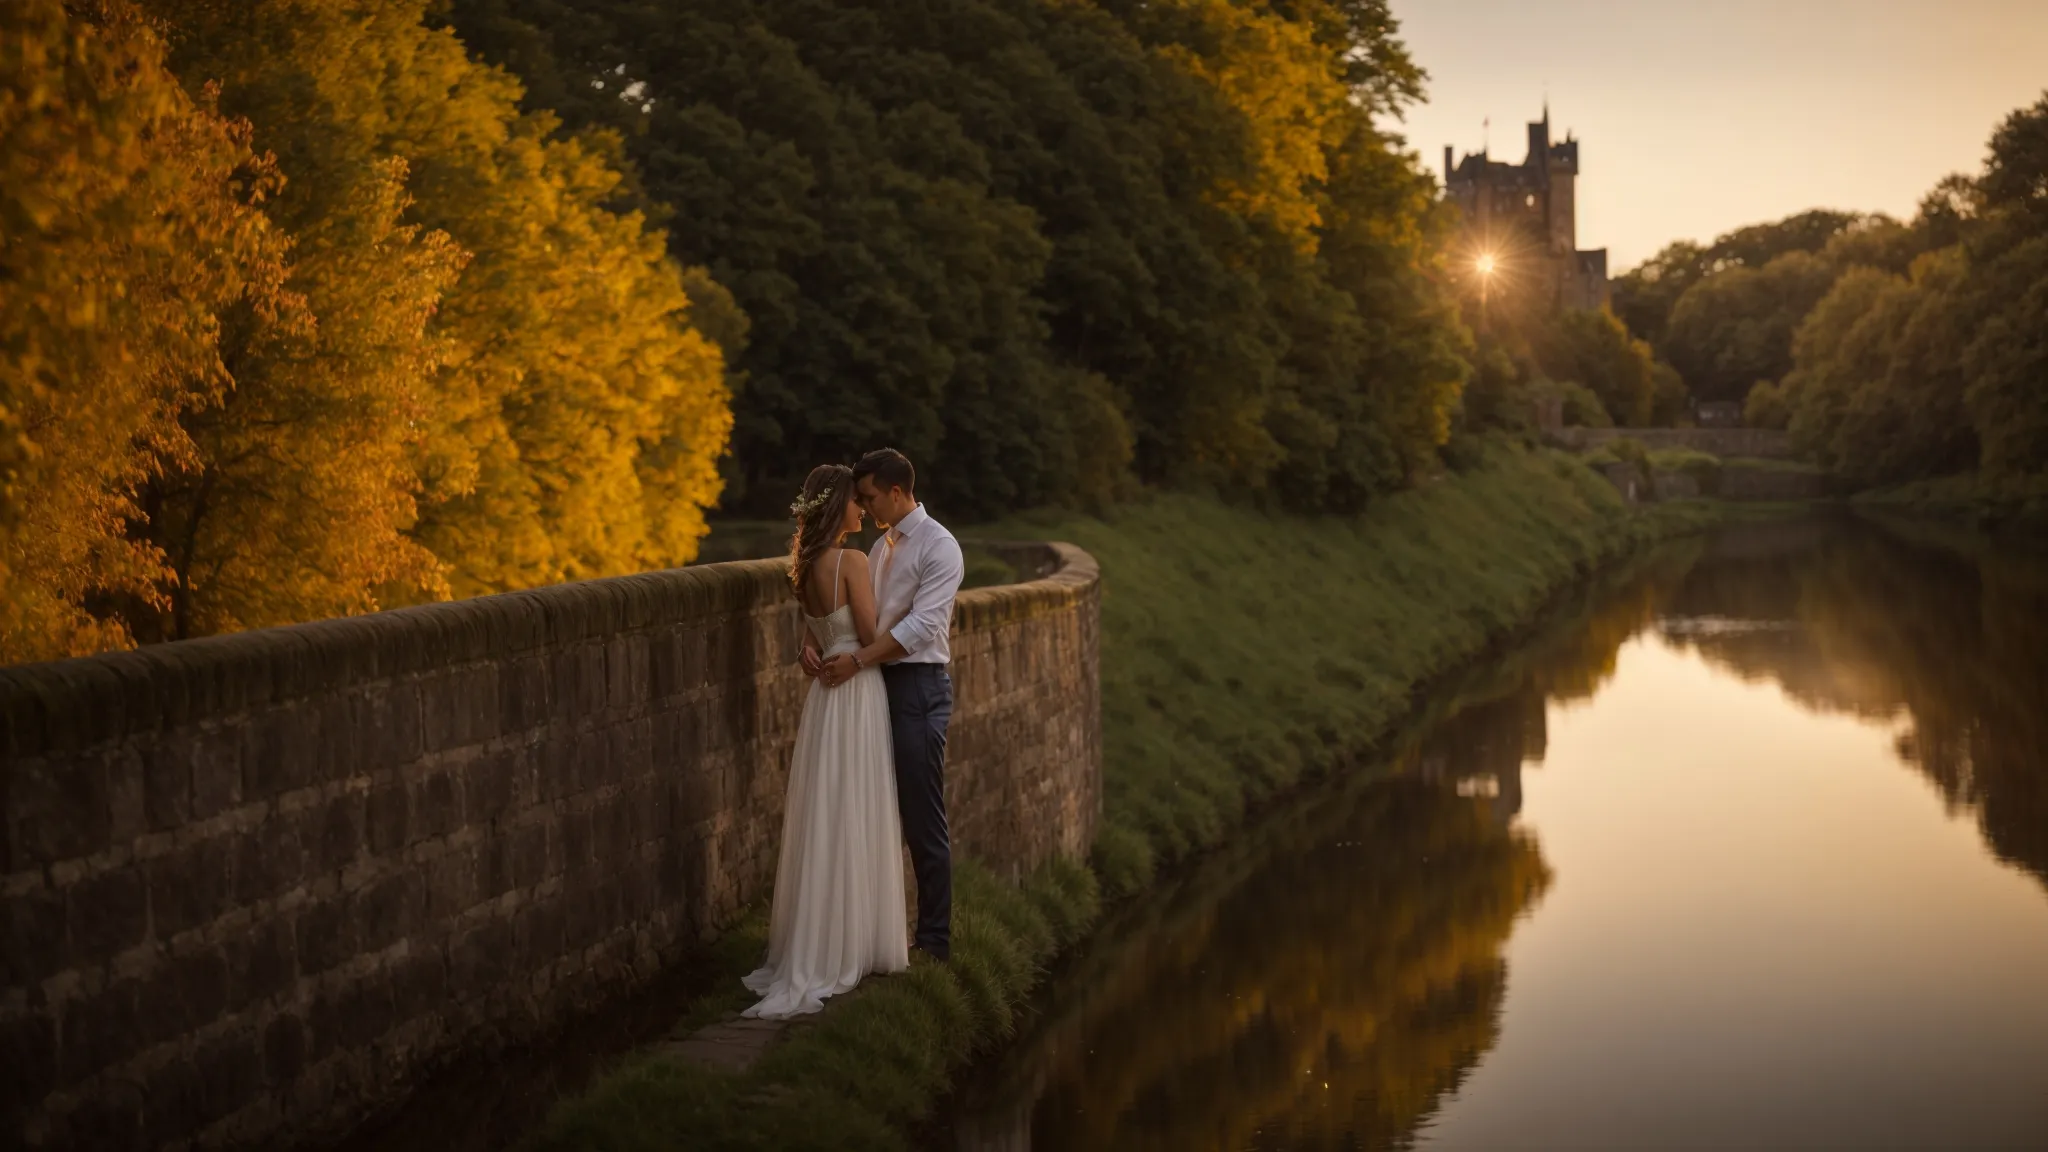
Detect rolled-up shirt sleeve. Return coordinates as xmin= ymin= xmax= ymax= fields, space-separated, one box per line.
xmin=888 ymin=535 xmax=965 ymax=657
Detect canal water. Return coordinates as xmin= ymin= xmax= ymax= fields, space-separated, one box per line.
xmin=941 ymin=516 xmax=2048 ymax=1150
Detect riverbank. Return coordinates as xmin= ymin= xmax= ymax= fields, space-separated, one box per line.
xmin=1850 ymin=473 xmax=2048 ymax=535
xmin=523 ymin=444 xmax=1719 ymax=1151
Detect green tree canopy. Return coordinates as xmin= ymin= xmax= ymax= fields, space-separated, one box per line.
xmin=1776 ymin=92 xmax=2048 ymax=492
xmin=441 ymin=0 xmax=1464 ymax=517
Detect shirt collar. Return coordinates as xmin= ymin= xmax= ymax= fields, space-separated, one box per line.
xmin=889 ymin=503 xmax=929 ymax=543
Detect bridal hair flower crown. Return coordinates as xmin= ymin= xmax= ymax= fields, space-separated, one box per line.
xmin=789 ymin=485 xmax=834 ymax=520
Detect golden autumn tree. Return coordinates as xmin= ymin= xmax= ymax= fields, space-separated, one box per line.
xmin=0 ymin=0 xmax=293 ymax=661
xmin=131 ymin=156 xmax=462 ymax=641
xmin=1148 ymin=0 xmax=1350 ymax=255
xmin=144 ymin=0 xmax=732 ymax=607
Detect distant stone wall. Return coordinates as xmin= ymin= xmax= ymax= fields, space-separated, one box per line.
xmin=1717 ymin=463 xmax=1834 ymax=501
xmin=0 ymin=545 xmax=1100 ymax=1150
xmin=1550 ymin=426 xmax=1797 ymax=459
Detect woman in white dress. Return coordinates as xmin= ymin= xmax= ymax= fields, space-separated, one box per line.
xmin=743 ymin=464 xmax=910 ymax=1018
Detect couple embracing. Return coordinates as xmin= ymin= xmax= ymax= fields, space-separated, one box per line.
xmin=742 ymin=448 xmax=965 ymax=1019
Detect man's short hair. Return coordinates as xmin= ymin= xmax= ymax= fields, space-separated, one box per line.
xmin=852 ymin=448 xmax=915 ymax=494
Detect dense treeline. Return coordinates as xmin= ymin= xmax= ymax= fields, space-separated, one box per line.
xmin=1615 ymin=95 xmax=2048 ymax=493
xmin=5 ymin=0 xmax=1476 ymax=663
xmin=2 ymin=0 xmax=731 ymax=662
xmin=440 ymin=0 xmax=1471 ymax=518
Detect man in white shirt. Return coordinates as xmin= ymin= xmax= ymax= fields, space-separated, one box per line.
xmin=815 ymin=448 xmax=965 ymax=962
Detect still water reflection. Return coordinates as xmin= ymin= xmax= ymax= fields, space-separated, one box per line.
xmin=945 ymin=516 xmax=2048 ymax=1150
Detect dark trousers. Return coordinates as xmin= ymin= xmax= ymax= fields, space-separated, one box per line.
xmin=882 ymin=662 xmax=952 ymax=958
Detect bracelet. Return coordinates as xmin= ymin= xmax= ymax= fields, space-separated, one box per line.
xmin=851 ymin=652 xmax=865 ymax=669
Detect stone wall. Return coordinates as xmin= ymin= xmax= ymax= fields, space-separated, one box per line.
xmin=0 ymin=545 xmax=1100 ymax=1150
xmin=1717 ymin=463 xmax=1835 ymax=501
xmin=1549 ymin=426 xmax=1797 ymax=459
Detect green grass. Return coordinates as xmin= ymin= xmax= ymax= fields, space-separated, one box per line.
xmin=525 ymin=444 xmax=1715 ymax=1149
xmin=526 ymin=860 xmax=1098 ymax=1152
xmin=1852 ymin=472 xmax=2048 ymax=532
xmin=988 ymin=442 xmax=1714 ymax=895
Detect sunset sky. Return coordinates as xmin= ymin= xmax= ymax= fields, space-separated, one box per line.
xmin=1390 ymin=0 xmax=2048 ymax=271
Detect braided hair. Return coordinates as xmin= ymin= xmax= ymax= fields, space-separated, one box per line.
xmin=787 ymin=463 xmax=855 ymax=600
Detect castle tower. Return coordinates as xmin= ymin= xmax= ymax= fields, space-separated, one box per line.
xmin=1444 ymin=105 xmax=1609 ymax=312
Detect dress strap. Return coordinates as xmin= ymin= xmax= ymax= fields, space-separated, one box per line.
xmin=831 ymin=549 xmax=845 ymax=612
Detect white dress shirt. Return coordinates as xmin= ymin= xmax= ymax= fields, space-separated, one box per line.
xmin=869 ymin=503 xmax=964 ymax=665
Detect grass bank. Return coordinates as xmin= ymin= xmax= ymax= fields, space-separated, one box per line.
xmin=1851 ymin=473 xmax=2048 ymax=535
xmin=990 ymin=442 xmax=1714 ymax=895
xmin=525 ymin=444 xmax=1715 ymax=1150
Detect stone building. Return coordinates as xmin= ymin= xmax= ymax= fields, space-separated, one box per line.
xmin=1444 ymin=106 xmax=1610 ymax=312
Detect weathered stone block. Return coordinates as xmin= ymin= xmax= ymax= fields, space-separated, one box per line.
xmin=557 ymin=808 xmax=593 ymax=874
xmin=147 ymin=835 xmax=235 ymax=938
xmin=0 ymin=1005 xmax=57 ymax=1121
xmin=447 ymin=920 xmax=513 ymax=997
xmin=164 ymin=947 xmax=230 ymax=1041
xmin=390 ymin=948 xmax=446 ymax=1018
xmin=188 ymin=726 xmax=243 ymax=821
xmin=333 ymin=969 xmax=395 ymax=1051
xmin=365 ymin=681 xmax=425 ymax=771
xmin=509 ymin=822 xmax=549 ymax=891
xmin=142 ymin=737 xmax=193 ymax=831
xmin=242 ymin=705 xmax=320 ymax=801
xmin=305 ymin=789 xmax=366 ymax=875
xmin=466 ymin=749 xmax=516 ymax=825
xmin=423 ymin=844 xmax=479 ymax=921
xmin=223 ymin=916 xmax=296 ymax=1011
xmin=513 ymin=896 xmax=565 ymax=973
xmin=317 ymin=691 xmax=364 ymax=782
xmin=294 ymin=898 xmax=356 ymax=979
xmin=4 ymin=880 xmax=65 ymax=987
xmin=58 ymin=978 xmax=143 ymax=1086
xmin=66 ymin=866 xmax=147 ymax=963
xmin=139 ymin=1051 xmax=204 ymax=1146
xmin=262 ymin=1013 xmax=307 ymax=1087
xmin=410 ymin=770 xmax=461 ymax=843
xmin=196 ymin=1026 xmax=266 ymax=1125
xmin=65 ymin=1084 xmax=146 ymax=1151
xmin=500 ymin=656 xmax=550 ymax=736
xmin=231 ymin=824 xmax=303 ymax=907
xmin=364 ymin=782 xmax=409 ymax=857
xmin=355 ymin=869 xmax=423 ymax=952
xmin=6 ymin=756 xmax=108 ymax=870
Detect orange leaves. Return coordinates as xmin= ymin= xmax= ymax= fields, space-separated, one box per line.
xmin=1 ymin=0 xmax=735 ymax=658
xmin=0 ymin=0 xmax=292 ymax=660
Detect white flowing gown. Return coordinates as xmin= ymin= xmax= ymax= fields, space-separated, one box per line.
xmin=742 ymin=592 xmax=910 ymax=1019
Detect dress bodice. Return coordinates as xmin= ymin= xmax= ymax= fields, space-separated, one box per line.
xmin=806 ymin=604 xmax=861 ymax=658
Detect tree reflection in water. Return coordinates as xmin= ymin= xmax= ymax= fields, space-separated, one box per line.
xmin=1658 ymin=516 xmax=2048 ymax=889
xmin=951 ymin=681 xmax=1560 ymax=1151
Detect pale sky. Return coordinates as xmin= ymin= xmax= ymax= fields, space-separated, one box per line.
xmin=1387 ymin=0 xmax=2048 ymax=271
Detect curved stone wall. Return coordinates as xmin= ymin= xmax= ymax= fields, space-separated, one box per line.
xmin=0 ymin=545 xmax=1100 ymax=1149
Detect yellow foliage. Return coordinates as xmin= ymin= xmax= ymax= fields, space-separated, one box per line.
xmin=1156 ymin=0 xmax=1348 ymax=252
xmin=1 ymin=0 xmax=733 ymax=658
xmin=150 ymin=0 xmax=732 ymax=600
xmin=0 ymin=0 xmax=291 ymax=660
xmin=139 ymin=157 xmax=464 ymax=638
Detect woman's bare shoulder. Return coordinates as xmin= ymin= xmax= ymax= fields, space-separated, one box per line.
xmin=840 ymin=548 xmax=871 ymax=572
